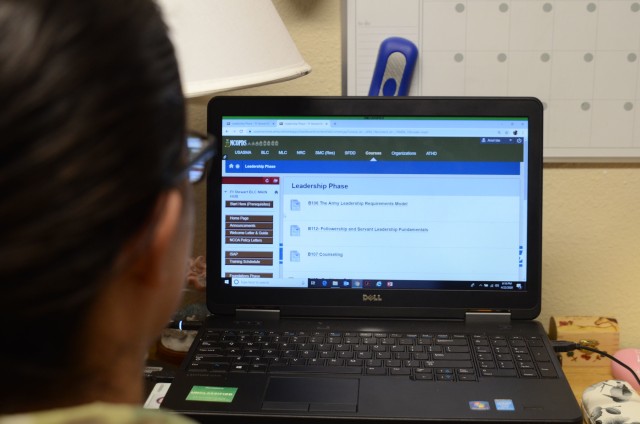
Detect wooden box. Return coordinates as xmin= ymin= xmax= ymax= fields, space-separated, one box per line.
xmin=549 ymin=316 xmax=619 ymax=368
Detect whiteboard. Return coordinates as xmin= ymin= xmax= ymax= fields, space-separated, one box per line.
xmin=344 ymin=0 xmax=640 ymax=161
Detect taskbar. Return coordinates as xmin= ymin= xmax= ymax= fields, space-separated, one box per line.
xmin=223 ymin=276 xmax=525 ymax=291
xmin=309 ymin=278 xmax=525 ymax=291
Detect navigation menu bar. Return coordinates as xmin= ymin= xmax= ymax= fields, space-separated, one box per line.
xmin=223 ymin=136 xmax=523 ymax=162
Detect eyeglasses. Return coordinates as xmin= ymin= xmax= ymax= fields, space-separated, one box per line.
xmin=183 ymin=131 xmax=216 ymax=183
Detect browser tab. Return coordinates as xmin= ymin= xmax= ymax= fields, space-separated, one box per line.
xmin=276 ymin=120 xmax=331 ymax=127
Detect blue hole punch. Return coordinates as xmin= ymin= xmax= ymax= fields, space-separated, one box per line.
xmin=368 ymin=37 xmax=418 ymax=96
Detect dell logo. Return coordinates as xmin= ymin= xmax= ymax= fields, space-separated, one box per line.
xmin=362 ymin=294 xmax=382 ymax=302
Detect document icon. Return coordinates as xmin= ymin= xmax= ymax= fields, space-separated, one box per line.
xmin=290 ymin=250 xmax=300 ymax=262
xmin=290 ymin=225 xmax=300 ymax=237
xmin=290 ymin=199 xmax=301 ymax=211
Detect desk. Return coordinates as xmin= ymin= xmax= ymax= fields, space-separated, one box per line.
xmin=564 ymin=367 xmax=613 ymax=402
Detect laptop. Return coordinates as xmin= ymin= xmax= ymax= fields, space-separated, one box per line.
xmin=162 ymin=96 xmax=582 ymax=423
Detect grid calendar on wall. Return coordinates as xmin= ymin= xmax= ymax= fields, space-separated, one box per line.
xmin=344 ymin=0 xmax=640 ymax=161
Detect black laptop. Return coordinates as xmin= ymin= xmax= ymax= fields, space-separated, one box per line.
xmin=162 ymin=96 xmax=581 ymax=423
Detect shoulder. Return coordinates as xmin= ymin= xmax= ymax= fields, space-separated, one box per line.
xmin=0 ymin=403 xmax=196 ymax=424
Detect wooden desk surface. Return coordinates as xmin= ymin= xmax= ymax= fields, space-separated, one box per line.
xmin=564 ymin=366 xmax=613 ymax=402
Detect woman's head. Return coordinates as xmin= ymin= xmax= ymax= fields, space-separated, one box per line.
xmin=0 ymin=0 xmax=188 ymax=407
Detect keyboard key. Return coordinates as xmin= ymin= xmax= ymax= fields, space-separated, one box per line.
xmin=530 ymin=347 xmax=551 ymax=361
xmin=517 ymin=361 xmax=535 ymax=369
xmin=390 ymin=367 xmax=411 ymax=375
xmin=436 ymin=339 xmax=468 ymax=346
xmin=446 ymin=346 xmax=470 ymax=353
xmin=481 ymin=368 xmax=517 ymax=377
xmin=424 ymin=360 xmax=473 ymax=368
xmin=514 ymin=354 xmax=532 ymax=362
xmin=270 ymin=365 xmax=362 ymax=375
xmin=210 ymin=362 xmax=230 ymax=372
xmin=538 ymin=365 xmax=558 ymax=378
xmin=249 ymin=364 xmax=267 ymax=372
xmin=230 ymin=364 xmax=248 ymax=372
xmin=366 ymin=367 xmax=386 ymax=375
xmin=432 ymin=352 xmax=471 ymax=361
xmin=477 ymin=353 xmax=494 ymax=361
xmin=496 ymin=353 xmax=513 ymax=361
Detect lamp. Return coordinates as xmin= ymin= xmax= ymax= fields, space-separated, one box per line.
xmin=157 ymin=0 xmax=311 ymax=97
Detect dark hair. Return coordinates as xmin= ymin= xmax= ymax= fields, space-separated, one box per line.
xmin=0 ymin=0 xmax=185 ymax=406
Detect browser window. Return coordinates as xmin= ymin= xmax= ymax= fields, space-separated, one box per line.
xmin=219 ymin=116 xmax=528 ymax=292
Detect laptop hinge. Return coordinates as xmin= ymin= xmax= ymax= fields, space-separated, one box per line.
xmin=465 ymin=311 xmax=512 ymax=325
xmin=235 ymin=309 xmax=280 ymax=321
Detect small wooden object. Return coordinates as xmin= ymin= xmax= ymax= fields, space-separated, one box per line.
xmin=549 ymin=316 xmax=619 ymax=368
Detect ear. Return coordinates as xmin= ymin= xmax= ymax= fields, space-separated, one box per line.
xmin=128 ymin=189 xmax=185 ymax=290
xmin=81 ymin=188 xmax=190 ymax=353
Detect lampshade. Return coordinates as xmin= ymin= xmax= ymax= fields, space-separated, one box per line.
xmin=157 ymin=0 xmax=311 ymax=98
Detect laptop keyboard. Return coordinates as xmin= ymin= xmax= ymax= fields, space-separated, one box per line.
xmin=187 ymin=329 xmax=558 ymax=381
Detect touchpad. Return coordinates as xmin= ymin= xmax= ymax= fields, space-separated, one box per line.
xmin=262 ymin=377 xmax=359 ymax=413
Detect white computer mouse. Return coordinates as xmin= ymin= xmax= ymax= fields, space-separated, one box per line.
xmin=612 ymin=348 xmax=640 ymax=390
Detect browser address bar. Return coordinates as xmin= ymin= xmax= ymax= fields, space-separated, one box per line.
xmin=223 ymin=127 xmax=527 ymax=137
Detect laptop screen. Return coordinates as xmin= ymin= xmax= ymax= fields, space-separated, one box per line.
xmin=207 ymin=97 xmax=542 ymax=319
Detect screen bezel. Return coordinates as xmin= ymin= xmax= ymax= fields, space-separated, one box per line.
xmin=206 ymin=96 xmax=543 ymax=320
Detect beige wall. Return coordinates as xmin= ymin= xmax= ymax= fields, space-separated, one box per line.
xmin=187 ymin=0 xmax=640 ymax=349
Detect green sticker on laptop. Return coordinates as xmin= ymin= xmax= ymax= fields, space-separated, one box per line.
xmin=186 ymin=386 xmax=238 ymax=403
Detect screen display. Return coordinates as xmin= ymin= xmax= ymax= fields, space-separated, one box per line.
xmin=218 ymin=116 xmax=529 ymax=293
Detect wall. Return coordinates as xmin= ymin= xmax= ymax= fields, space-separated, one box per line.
xmin=186 ymin=0 xmax=640 ymax=349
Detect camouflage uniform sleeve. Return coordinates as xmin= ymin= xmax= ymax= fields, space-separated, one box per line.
xmin=0 ymin=403 xmax=197 ymax=424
